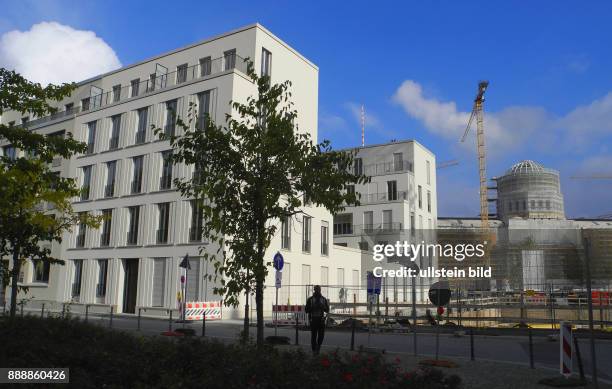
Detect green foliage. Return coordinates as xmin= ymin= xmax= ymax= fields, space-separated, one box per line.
xmin=0 ymin=317 xmax=461 ymax=389
xmin=155 ymin=60 xmax=367 ymax=308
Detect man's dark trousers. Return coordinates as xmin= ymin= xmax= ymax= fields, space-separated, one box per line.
xmin=310 ymin=317 xmax=325 ymax=352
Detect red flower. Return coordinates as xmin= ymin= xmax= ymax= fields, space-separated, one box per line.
xmin=321 ymin=358 xmax=331 ymax=368
xmin=343 ymin=372 xmax=353 ymax=382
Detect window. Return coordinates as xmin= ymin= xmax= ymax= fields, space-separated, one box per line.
xmin=363 ymin=211 xmax=373 ymax=230
xmin=157 ymin=203 xmax=170 ymax=244
xmin=538 ymin=200 xmax=543 ymax=208
xmin=131 ymin=156 xmax=144 ymax=194
xmin=177 ymin=63 xmax=188 ymax=84
xmin=346 ymin=184 xmax=355 ymax=196
xmin=224 ymin=49 xmax=236 ymax=70
xmin=189 ymin=200 xmax=204 ymax=242
xmin=110 ymin=114 xmax=121 ymax=149
xmin=197 ymin=91 xmax=211 ymax=130
xmin=127 ymin=206 xmax=140 ymax=245
xmin=33 ymin=260 xmax=50 ymax=283
xmin=160 ymin=151 xmax=173 ymax=190
xmin=354 ymin=158 xmax=363 ymax=175
xmin=112 ymin=84 xmax=121 ymax=102
xmin=136 ymin=107 xmax=148 ymax=144
xmin=523 ymin=200 xmax=527 ymax=210
xmin=81 ymin=165 xmax=92 ymax=200
xmin=165 ymin=100 xmax=177 ymax=137
xmin=426 ymin=160 xmax=431 ymax=184
xmin=131 ymin=79 xmax=140 ymax=97
xmin=427 ymin=191 xmax=431 ymax=212
xmin=72 ymin=260 xmax=83 ymax=298
xmin=418 ymin=185 xmax=422 ymax=209
xmin=81 ymin=97 xmax=90 ymax=111
xmin=152 ymin=258 xmax=166 ymax=306
xmin=96 ymin=259 xmax=108 ymax=297
xmin=387 ymin=180 xmax=397 ymax=201
xmin=86 ymin=121 xmax=96 ymax=154
xmin=321 ymin=221 xmax=329 ymax=256
xmin=281 ymin=216 xmax=291 ymax=250
xmin=199 ymin=56 xmax=212 ymax=77
xmin=2 ymin=145 xmax=16 ymax=160
xmin=261 ymin=48 xmax=272 ymax=77
xmin=76 ymin=212 xmax=87 ymax=248
xmin=337 ymin=268 xmax=345 ymax=288
xmin=382 ymin=210 xmax=392 ymax=230
xmin=105 ymin=161 xmax=116 ymax=198
xmin=410 ymin=212 xmax=415 ymax=237
xmin=302 ymin=216 xmax=311 ymax=253
xmin=100 ymin=209 xmax=112 ymax=246
xmin=393 ymin=153 xmax=403 ymax=171
xmin=148 ymin=73 xmax=157 ymax=92
xmin=65 ymin=103 xmax=74 ymax=112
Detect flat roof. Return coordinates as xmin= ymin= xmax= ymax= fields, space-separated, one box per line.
xmin=335 ymin=139 xmax=436 ymax=158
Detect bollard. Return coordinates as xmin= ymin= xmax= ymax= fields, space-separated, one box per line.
xmin=41 ymin=303 xmax=45 ymax=318
xmin=109 ymin=306 xmax=113 ymax=328
xmin=201 ymin=312 xmax=206 ymax=337
xmin=528 ymin=328 xmax=534 ymax=369
xmin=470 ymin=329 xmax=475 ymax=361
xmin=350 ymin=318 xmax=356 ymax=351
xmin=574 ymin=335 xmax=585 ymax=381
xmin=85 ymin=304 xmax=89 ymax=323
xmin=168 ymin=310 xmax=173 ymax=332
xmin=137 ymin=308 xmax=142 ymax=331
xmin=294 ymin=315 xmax=298 ymax=345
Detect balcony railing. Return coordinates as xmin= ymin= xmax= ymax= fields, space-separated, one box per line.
xmin=354 ymin=190 xmax=408 ymax=204
xmin=24 ymin=106 xmax=81 ymax=129
xmin=189 ymin=227 xmax=203 ymax=242
xmin=333 ymin=223 xmax=403 ymax=237
xmin=362 ymin=160 xmax=413 ymax=177
xmin=159 ymin=174 xmax=172 ymax=190
xmin=156 ymin=229 xmax=168 ymax=244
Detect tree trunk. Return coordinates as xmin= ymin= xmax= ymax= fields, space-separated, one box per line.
xmin=9 ymin=246 xmax=20 ymax=318
xmin=256 ymin=271 xmax=264 ymax=346
xmin=243 ymin=268 xmax=250 ymax=342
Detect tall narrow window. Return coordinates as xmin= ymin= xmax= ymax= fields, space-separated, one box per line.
xmin=160 ymin=151 xmax=172 ymax=190
xmin=426 ymin=160 xmax=431 ymax=185
xmin=189 ymin=200 xmax=204 ymax=242
xmin=387 ymin=180 xmax=397 ymax=201
xmin=65 ymin=102 xmax=74 ymax=112
xmin=72 ymin=260 xmax=83 ymax=298
xmin=418 ymin=185 xmax=422 ymax=209
xmin=157 ymin=203 xmax=170 ymax=244
xmin=131 ymin=156 xmax=144 ymax=194
xmin=199 ymin=56 xmax=212 ymax=77
xmin=130 ymin=79 xmax=140 ymax=97
xmin=176 ymin=63 xmax=188 ymax=84
xmin=165 ymin=100 xmax=177 ymax=137
xmin=152 ymin=258 xmax=166 ymax=306
xmin=354 ymin=158 xmax=363 ymax=175
xmin=261 ymin=48 xmax=272 ymax=77
xmin=127 ymin=206 xmax=140 ymax=245
xmin=81 ymin=165 xmax=92 ymax=200
xmin=363 ymin=211 xmax=373 ymax=231
xmin=197 ymin=91 xmax=211 ymax=130
xmin=224 ymin=49 xmax=236 ymax=70
xmin=112 ymin=84 xmax=121 ymax=102
xmin=281 ymin=216 xmax=291 ymax=250
xmin=3 ymin=145 xmax=16 ymax=160
xmin=105 ymin=161 xmax=116 ymax=198
xmin=100 ymin=209 xmax=112 ymax=247
xmin=81 ymin=97 xmax=90 ymax=111
xmin=427 ymin=191 xmax=431 ymax=212
xmin=96 ymin=259 xmax=108 ymax=298
xmin=86 ymin=121 xmax=96 ymax=154
xmin=410 ymin=212 xmax=415 ymax=237
xmin=321 ymin=221 xmax=329 ymax=256
xmin=33 ymin=260 xmax=50 ymax=283
xmin=393 ymin=153 xmax=403 ymax=171
xmin=76 ymin=212 xmax=87 ymax=248
xmin=110 ymin=114 xmax=121 ymax=150
xmin=135 ymin=107 xmax=147 ymax=144
xmin=302 ymin=216 xmax=311 ymax=253
xmin=382 ymin=210 xmax=392 ymax=230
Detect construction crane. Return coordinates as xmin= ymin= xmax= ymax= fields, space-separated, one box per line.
xmin=437 ymin=159 xmax=460 ymax=170
xmin=461 ymin=81 xmax=490 ymax=229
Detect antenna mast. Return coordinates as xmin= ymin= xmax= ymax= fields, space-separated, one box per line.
xmin=361 ymin=104 xmax=365 ymax=147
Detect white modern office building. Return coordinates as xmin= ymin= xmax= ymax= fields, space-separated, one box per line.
xmin=0 ymin=24 xmax=362 ymax=318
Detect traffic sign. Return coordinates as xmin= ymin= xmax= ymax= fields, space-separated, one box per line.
xmin=273 ymin=252 xmax=284 ymax=271
xmin=428 ymin=281 xmax=451 ymax=307
xmin=275 ymin=270 xmax=282 ymax=289
xmin=366 ymin=271 xmax=381 ymax=295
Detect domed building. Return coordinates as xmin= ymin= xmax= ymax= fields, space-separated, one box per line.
xmin=494 ymin=160 xmax=565 ymax=220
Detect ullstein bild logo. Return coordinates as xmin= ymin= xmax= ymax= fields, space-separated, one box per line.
xmin=371 ymin=241 xmax=492 ymax=278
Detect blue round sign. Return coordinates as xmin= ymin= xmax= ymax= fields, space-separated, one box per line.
xmin=273 ymin=252 xmax=284 ymax=271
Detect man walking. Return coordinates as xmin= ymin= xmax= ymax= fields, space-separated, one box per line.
xmin=305 ymin=285 xmax=329 ymax=355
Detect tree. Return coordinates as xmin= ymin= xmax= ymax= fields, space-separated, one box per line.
xmin=156 ymin=60 xmax=367 ymax=345
xmin=0 ymin=68 xmax=99 ymax=317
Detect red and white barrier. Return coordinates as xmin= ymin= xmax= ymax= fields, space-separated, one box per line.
xmin=185 ymin=301 xmax=222 ymax=321
xmin=560 ymin=321 xmax=572 ymax=377
xmin=272 ymin=304 xmax=306 ymax=326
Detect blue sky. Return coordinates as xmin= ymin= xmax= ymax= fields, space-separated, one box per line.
xmin=1 ymin=0 xmax=611 ymax=217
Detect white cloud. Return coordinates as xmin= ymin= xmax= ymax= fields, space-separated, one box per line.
xmin=0 ymin=21 xmax=121 ymax=85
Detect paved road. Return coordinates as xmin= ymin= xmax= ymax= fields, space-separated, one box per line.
xmin=52 ymin=311 xmax=611 ymax=383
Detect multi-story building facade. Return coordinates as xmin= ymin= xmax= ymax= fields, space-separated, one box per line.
xmin=0 ymin=24 xmax=362 ymax=318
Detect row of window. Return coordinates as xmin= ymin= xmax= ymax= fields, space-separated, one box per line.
xmin=504 ymin=199 xmax=556 ymax=212
xmin=75 ymin=200 xmax=204 ymax=248
xmin=280 ymin=216 xmax=329 ymax=256
xmin=333 ymin=210 xmax=433 ymax=236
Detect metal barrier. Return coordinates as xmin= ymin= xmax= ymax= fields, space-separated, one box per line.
xmin=184 ymin=301 xmax=222 ymax=321
xmin=272 ymin=304 xmax=307 ymax=326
